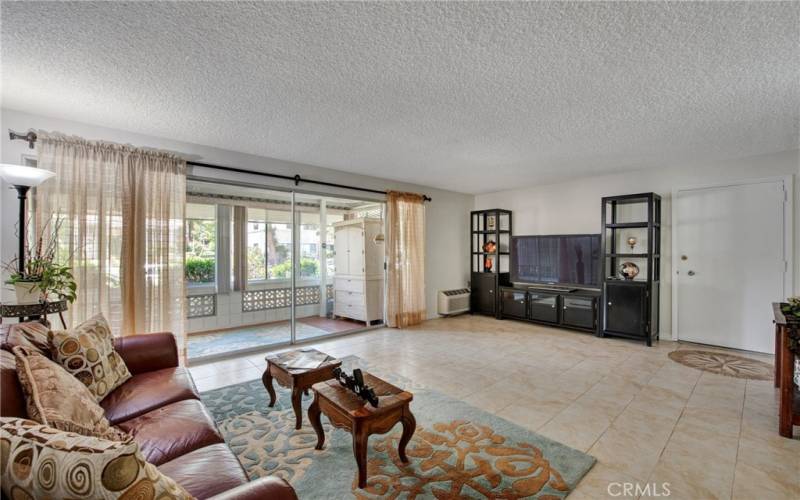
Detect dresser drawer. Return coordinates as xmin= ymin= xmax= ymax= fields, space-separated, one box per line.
xmin=335 ymin=290 xmax=364 ymax=307
xmin=335 ymin=277 xmax=364 ymax=293
xmin=335 ymin=303 xmax=366 ymax=321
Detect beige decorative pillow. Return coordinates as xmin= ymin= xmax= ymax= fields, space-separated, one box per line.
xmin=0 ymin=417 xmax=194 ymax=500
xmin=13 ymin=346 xmax=128 ymax=441
xmin=2 ymin=322 xmax=51 ymax=356
xmin=49 ymin=313 xmax=132 ymax=401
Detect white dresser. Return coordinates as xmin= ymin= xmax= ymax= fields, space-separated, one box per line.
xmin=332 ymin=217 xmax=384 ymax=324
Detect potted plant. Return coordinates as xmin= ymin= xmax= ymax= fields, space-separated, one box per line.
xmin=781 ymin=296 xmax=800 ymax=323
xmin=3 ymin=219 xmax=77 ymax=305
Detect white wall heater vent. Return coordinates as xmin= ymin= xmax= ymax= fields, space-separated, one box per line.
xmin=437 ymin=288 xmax=470 ymax=316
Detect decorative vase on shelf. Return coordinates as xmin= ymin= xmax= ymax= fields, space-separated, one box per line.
xmin=619 ymin=262 xmax=640 ymax=280
xmin=482 ymin=240 xmax=497 ymax=272
xmin=14 ymin=281 xmax=42 ymax=304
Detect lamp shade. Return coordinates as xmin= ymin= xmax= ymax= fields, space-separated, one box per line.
xmin=0 ymin=164 xmax=55 ymax=187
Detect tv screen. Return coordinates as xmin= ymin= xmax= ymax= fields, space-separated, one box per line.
xmin=511 ymin=234 xmax=600 ymax=287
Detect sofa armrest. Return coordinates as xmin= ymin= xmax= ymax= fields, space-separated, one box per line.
xmin=207 ymin=477 xmax=297 ymax=500
xmin=113 ymin=332 xmax=179 ymax=375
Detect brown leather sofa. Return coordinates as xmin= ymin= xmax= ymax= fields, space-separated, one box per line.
xmin=0 ymin=323 xmax=297 ymax=500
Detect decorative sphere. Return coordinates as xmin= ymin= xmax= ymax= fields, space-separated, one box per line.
xmin=619 ymin=262 xmax=640 ymax=280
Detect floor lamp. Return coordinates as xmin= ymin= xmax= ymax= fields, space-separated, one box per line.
xmin=0 ymin=164 xmax=55 ymax=275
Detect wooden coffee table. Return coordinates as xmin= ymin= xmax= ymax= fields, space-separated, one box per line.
xmin=308 ymin=372 xmax=415 ymax=488
xmin=262 ymin=349 xmax=342 ymax=430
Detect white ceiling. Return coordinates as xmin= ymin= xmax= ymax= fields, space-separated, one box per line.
xmin=2 ymin=2 xmax=798 ymax=194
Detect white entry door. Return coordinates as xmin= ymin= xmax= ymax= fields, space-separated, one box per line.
xmin=675 ymin=180 xmax=788 ymax=353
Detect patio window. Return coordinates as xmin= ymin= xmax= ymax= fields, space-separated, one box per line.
xmin=185 ymin=203 xmax=217 ymax=285
xmin=247 ymin=208 xmax=292 ymax=281
xmin=298 ymin=212 xmax=321 ymax=279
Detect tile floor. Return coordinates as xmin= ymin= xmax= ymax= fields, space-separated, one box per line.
xmin=188 ymin=315 xmax=799 ymax=500
xmin=187 ymin=316 xmax=370 ymax=360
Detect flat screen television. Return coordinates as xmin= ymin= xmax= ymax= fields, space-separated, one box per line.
xmin=510 ymin=234 xmax=601 ymax=287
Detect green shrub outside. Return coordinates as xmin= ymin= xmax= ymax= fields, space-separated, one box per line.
xmin=270 ymin=258 xmax=318 ymax=279
xmin=186 ymin=256 xmax=215 ymax=283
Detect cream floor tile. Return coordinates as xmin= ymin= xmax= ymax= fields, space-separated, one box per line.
xmin=568 ymin=462 xmax=643 ymax=499
xmin=581 ymin=376 xmax=645 ymax=408
xmin=194 ymin=366 xmax=262 ymax=392
xmin=666 ymin=420 xmax=740 ymax=466
xmin=188 ymin=356 xmax=259 ymax=379
xmin=187 ymin=316 xmax=796 ymax=500
xmin=739 ymin=405 xmax=785 ymax=442
xmin=588 ymin=408 xmax=677 ymax=481
xmin=645 ymin=453 xmax=735 ymax=500
xmin=677 ymin=405 xmax=742 ymax=439
xmin=626 ymin=385 xmax=689 ymax=421
xmin=495 ymin=394 xmax=569 ymax=431
xmin=538 ymin=399 xmax=620 ymax=452
xmin=735 ymin=434 xmax=800 ymax=479
xmin=731 ymin=461 xmax=800 ymax=500
xmin=461 ymin=382 xmax=530 ymax=414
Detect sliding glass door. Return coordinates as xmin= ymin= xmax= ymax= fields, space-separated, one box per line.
xmin=184 ymin=180 xmax=385 ymax=360
xmin=292 ymin=193 xmax=386 ymax=342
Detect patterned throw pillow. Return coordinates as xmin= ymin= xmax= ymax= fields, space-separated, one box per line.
xmin=49 ymin=314 xmax=132 ymax=402
xmin=13 ymin=346 xmax=128 ymax=441
xmin=0 ymin=417 xmax=194 ymax=500
xmin=2 ymin=322 xmax=51 ymax=357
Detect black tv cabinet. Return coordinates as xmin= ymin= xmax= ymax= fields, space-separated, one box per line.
xmin=498 ymin=285 xmax=600 ymax=333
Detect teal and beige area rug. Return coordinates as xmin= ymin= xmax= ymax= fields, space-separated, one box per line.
xmin=200 ymin=357 xmax=595 ymax=499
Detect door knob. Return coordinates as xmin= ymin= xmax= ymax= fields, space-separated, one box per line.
xmin=687 ymin=270 xmax=696 ymax=276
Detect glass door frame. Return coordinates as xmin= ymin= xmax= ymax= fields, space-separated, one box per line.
xmin=186 ymin=174 xmax=388 ymax=351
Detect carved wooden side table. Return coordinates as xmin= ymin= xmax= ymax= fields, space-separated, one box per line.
xmin=308 ymin=372 xmax=416 ymax=488
xmin=262 ymin=348 xmax=341 ymax=430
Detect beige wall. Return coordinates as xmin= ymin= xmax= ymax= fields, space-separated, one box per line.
xmin=475 ymin=149 xmax=800 ymax=338
xmin=0 ymin=108 xmax=474 ymax=320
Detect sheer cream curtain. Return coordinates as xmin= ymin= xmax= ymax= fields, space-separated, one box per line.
xmin=386 ymin=191 xmax=426 ymax=328
xmin=34 ymin=132 xmax=187 ymax=358
xmin=232 ymin=205 xmax=247 ymax=291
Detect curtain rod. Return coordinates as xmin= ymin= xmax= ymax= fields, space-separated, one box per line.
xmin=8 ymin=129 xmax=432 ymax=202
xmin=188 ymin=161 xmax=431 ymax=202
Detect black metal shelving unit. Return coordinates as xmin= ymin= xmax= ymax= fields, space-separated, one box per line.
xmin=600 ymin=193 xmax=661 ymax=346
xmin=470 ymin=209 xmax=512 ymax=317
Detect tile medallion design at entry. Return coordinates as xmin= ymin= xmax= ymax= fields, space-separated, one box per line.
xmin=668 ymin=349 xmax=773 ymax=381
xmin=200 ymin=357 xmax=595 ymax=499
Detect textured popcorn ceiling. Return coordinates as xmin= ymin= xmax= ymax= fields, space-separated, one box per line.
xmin=2 ymin=2 xmax=798 ymax=194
